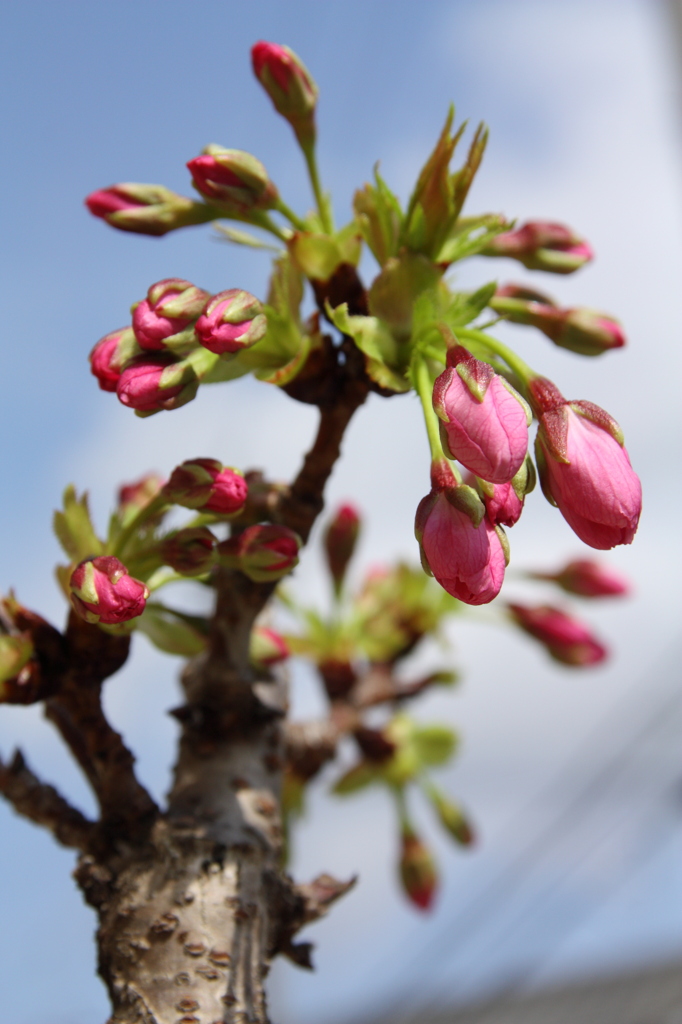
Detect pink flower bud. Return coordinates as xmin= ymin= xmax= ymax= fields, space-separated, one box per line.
xmin=399 ymin=828 xmax=438 ymax=911
xmin=492 ymin=287 xmax=625 ymax=357
xmin=218 ymin=524 xmax=301 ymax=582
xmin=433 ymin=346 xmax=530 ymax=483
xmin=116 ymin=355 xmax=196 ymax=413
xmin=85 ymin=183 xmax=213 ymax=236
xmin=187 ymin=146 xmax=277 ymax=212
xmin=118 ymin=473 xmax=166 ymax=512
xmin=69 ymin=556 xmax=149 ymax=625
xmin=530 ymin=379 xmax=642 ymax=550
xmin=530 ymin=558 xmax=630 ymax=598
xmin=323 ymin=503 xmax=362 ymax=595
xmin=251 ymin=42 xmax=318 ymax=145
xmin=415 ymin=462 xmax=508 ymax=606
xmin=484 ymin=220 xmax=593 ymax=274
xmin=476 ymin=456 xmax=536 ymax=528
xmin=250 ymin=626 xmax=290 ymax=668
xmin=194 ymin=289 xmax=267 ymax=355
xmin=164 ymin=458 xmax=248 ymax=515
xmin=160 ymin=527 xmax=217 ymax=576
xmin=508 ymin=603 xmax=607 ymax=666
xmin=89 ymin=328 xmax=140 ymax=392
xmin=132 ymin=278 xmax=210 ymax=351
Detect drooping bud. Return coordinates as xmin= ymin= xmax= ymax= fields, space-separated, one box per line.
xmin=530 ymin=378 xmax=642 ymax=550
xmin=529 ymin=558 xmax=630 ymax=598
xmin=323 ymin=504 xmax=361 ymax=596
xmin=187 ymin=146 xmax=278 ymax=212
xmin=508 ymin=603 xmax=607 ymax=666
xmin=482 ymin=220 xmax=593 ymax=274
xmin=251 ymin=42 xmax=318 ymax=146
xmin=89 ymin=328 xmax=140 ymax=392
xmin=194 ymin=290 xmax=267 ymax=355
xmin=163 ymin=459 xmax=248 ymax=516
xmin=116 ymin=355 xmax=198 ymax=413
xmin=160 ymin=527 xmax=217 ymax=576
xmin=250 ymin=625 xmax=290 ymax=668
xmin=218 ymin=524 xmax=301 ymax=582
xmin=132 ymin=278 xmax=210 ymax=351
xmin=399 ymin=828 xmax=438 ymax=911
xmin=415 ymin=461 xmax=507 ymax=605
xmin=476 ymin=455 xmax=536 ymax=528
xmin=85 ymin=183 xmax=215 ymax=236
xmin=491 ymin=287 xmax=625 ymax=356
xmin=433 ymin=346 xmax=531 ymax=483
xmin=69 ymin=556 xmax=148 ymax=625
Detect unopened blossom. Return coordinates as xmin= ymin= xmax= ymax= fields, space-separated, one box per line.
xmin=116 ymin=355 xmax=193 ymax=413
xmin=530 ymin=378 xmax=642 ymax=550
xmin=218 ymin=524 xmax=301 ymax=582
xmin=483 ymin=220 xmax=593 ymax=273
xmin=508 ymin=603 xmax=607 ymax=666
xmin=194 ymin=290 xmax=267 ymax=355
xmin=399 ymin=829 xmax=438 ymax=911
xmin=530 ymin=558 xmax=630 ymax=598
xmin=433 ymin=346 xmax=530 ymax=483
xmin=69 ymin=557 xmax=148 ymax=625
xmin=250 ymin=626 xmax=290 ymax=668
xmin=187 ymin=146 xmax=277 ymax=212
xmin=492 ymin=287 xmax=625 ymax=357
xmin=85 ymin=183 xmax=211 ymax=236
xmin=476 ymin=456 xmax=536 ymax=528
xmin=118 ymin=473 xmax=166 ymax=512
xmin=89 ymin=328 xmax=139 ymax=392
xmin=160 ymin=527 xmax=217 ymax=576
xmin=323 ymin=503 xmax=362 ymax=595
xmin=164 ymin=458 xmax=248 ymax=515
xmin=132 ymin=278 xmax=209 ymax=351
xmin=251 ymin=42 xmax=318 ymax=144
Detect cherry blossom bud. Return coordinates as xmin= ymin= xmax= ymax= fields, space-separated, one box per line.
xmin=0 ymin=634 xmax=34 ymax=689
xmin=89 ymin=328 xmax=140 ymax=392
xmin=187 ymin=146 xmax=278 ymax=212
xmin=218 ymin=524 xmax=301 ymax=582
xmin=251 ymin=42 xmax=318 ymax=146
xmin=483 ymin=220 xmax=593 ymax=274
xmin=476 ymin=456 xmax=536 ymax=528
xmin=159 ymin=527 xmax=216 ymax=577
xmin=415 ymin=461 xmax=508 ymax=606
xmin=85 ymin=183 xmax=214 ymax=236
xmin=399 ymin=828 xmax=438 ymax=911
xmin=132 ymin=278 xmax=210 ymax=351
xmin=530 ymin=378 xmax=642 ymax=550
xmin=116 ymin=355 xmax=198 ymax=413
xmin=250 ymin=626 xmax=290 ymax=668
xmin=69 ymin=556 xmax=148 ymax=625
xmin=323 ymin=504 xmax=361 ymax=596
xmin=530 ymin=558 xmax=630 ymax=598
xmin=164 ymin=459 xmax=248 ymax=515
xmin=429 ymin=789 xmax=475 ymax=846
xmin=433 ymin=346 xmax=530 ymax=483
xmin=118 ymin=473 xmax=166 ymax=513
xmin=194 ymin=289 xmax=267 ymax=355
xmin=492 ymin=287 xmax=625 ymax=357
xmin=508 ymin=603 xmax=607 ymax=666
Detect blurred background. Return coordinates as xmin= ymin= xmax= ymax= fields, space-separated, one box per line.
xmin=1 ymin=1 xmax=681 ymax=1022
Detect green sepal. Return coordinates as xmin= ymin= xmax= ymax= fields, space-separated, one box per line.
xmin=444 ymin=484 xmax=486 ymax=527
xmin=136 ymin=603 xmax=208 ymax=657
xmin=288 ymin=222 xmax=362 ymax=282
xmin=353 ymin=165 xmax=403 ymax=266
xmin=447 ymin=281 xmax=498 ymax=327
xmin=495 ymin=524 xmax=510 ymax=567
xmin=411 ymin=724 xmax=458 ymax=766
xmin=534 ymin=438 xmax=557 ymax=506
xmin=53 ymin=486 xmax=104 ymax=562
xmin=332 ymin=761 xmax=380 ymax=795
xmin=328 ymin=303 xmax=411 ymax=393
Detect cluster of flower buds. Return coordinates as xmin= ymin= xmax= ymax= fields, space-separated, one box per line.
xmin=90 ymin=279 xmax=267 ymax=414
xmin=69 ymin=557 xmax=148 ymax=626
xmin=218 ymin=524 xmax=301 ymax=583
xmin=508 ymin=603 xmax=607 ymax=666
xmin=491 ymin=285 xmax=625 ymax=357
xmin=482 ymin=220 xmax=593 ymax=274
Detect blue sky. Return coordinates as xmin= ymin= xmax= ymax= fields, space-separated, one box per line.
xmin=1 ymin=2 xmax=681 ymax=1023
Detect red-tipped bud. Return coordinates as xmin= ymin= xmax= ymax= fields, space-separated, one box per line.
xmin=323 ymin=503 xmax=361 ymax=595
xmin=89 ymin=328 xmax=141 ymax=392
xmin=69 ymin=557 xmax=148 ymax=625
xmin=164 ymin=459 xmax=248 ymax=516
xmin=194 ymin=289 xmax=267 ymax=355
xmin=483 ymin=220 xmax=593 ymax=274
xmin=85 ymin=183 xmax=213 ymax=236
xmin=530 ymin=558 xmax=630 ymax=598
xmin=132 ymin=278 xmax=210 ymax=351
xmin=415 ymin=462 xmax=507 ymax=606
xmin=491 ymin=286 xmax=625 ymax=357
xmin=117 ymin=473 xmax=166 ymax=512
xmin=218 ymin=524 xmax=301 ymax=582
xmin=116 ymin=355 xmax=197 ymax=413
xmin=399 ymin=829 xmax=438 ymax=911
xmin=530 ymin=379 xmax=642 ymax=550
xmin=508 ymin=603 xmax=607 ymax=666
xmin=187 ymin=146 xmax=278 ymax=212
xmin=160 ymin=527 xmax=217 ymax=576
xmin=476 ymin=456 xmax=536 ymax=528
xmin=251 ymin=42 xmax=318 ymax=145
xmin=433 ymin=346 xmax=531 ymax=483
xmin=250 ymin=625 xmax=290 ymax=668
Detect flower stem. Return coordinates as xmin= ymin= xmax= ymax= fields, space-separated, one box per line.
xmin=301 ymin=140 xmax=333 ymax=233
xmin=414 ymin=357 xmax=445 ymax=464
xmin=273 ymin=197 xmax=307 ymax=232
xmin=456 ymin=327 xmax=536 ymax=388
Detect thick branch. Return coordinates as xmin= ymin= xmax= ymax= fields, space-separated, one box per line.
xmin=0 ymin=748 xmax=95 ymax=850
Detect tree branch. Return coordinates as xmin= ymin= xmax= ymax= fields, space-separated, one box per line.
xmin=0 ymin=748 xmax=95 ymax=850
